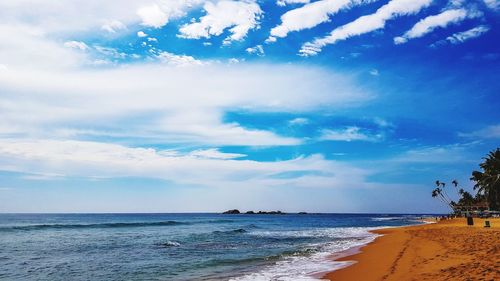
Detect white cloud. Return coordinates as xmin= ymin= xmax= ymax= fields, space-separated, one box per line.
xmin=0 ymin=62 xmax=370 ymax=146
xmin=369 ymin=69 xmax=379 ymax=76
xmin=459 ymin=124 xmax=500 ymax=139
xmin=138 ymin=0 xmax=205 ymax=28
xmin=0 ymin=1 xmax=372 ymax=148
xmin=390 ymin=144 xmax=473 ymax=163
xmin=319 ymin=127 xmax=380 ymax=142
xmin=188 ymin=148 xmax=246 ymax=159
xmin=373 ymin=117 xmax=391 ymax=128
xmin=0 ymin=139 xmax=369 ymax=188
xmin=137 ymin=31 xmax=148 ymax=37
xmin=101 ymin=20 xmax=127 ymax=33
xmin=178 ymin=0 xmax=263 ymax=44
xmin=64 ymin=41 xmax=89 ymax=51
xmin=288 ymin=117 xmax=309 ymax=126
xmin=137 ymin=4 xmax=169 ymax=28
xmin=0 ymin=1 xmax=159 ymax=34
xmin=446 ymin=25 xmax=490 ymax=44
xmin=483 ymin=0 xmax=500 ymax=10
xmin=155 ymin=51 xmax=205 ymax=66
xmin=94 ymin=46 xmax=127 ymax=59
xmin=269 ymin=0 xmax=374 ymax=42
xmin=394 ymin=9 xmax=472 ymax=44
xmin=276 ymin=0 xmax=310 ymax=7
xmin=299 ymin=0 xmax=432 ymax=56
xmin=0 ymin=25 xmax=86 ymax=69
xmin=246 ymin=45 xmax=265 ymax=56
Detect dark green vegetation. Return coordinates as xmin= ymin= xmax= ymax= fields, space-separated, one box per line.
xmin=432 ymin=148 xmax=500 ymax=212
xmin=470 ymin=148 xmax=500 ymax=211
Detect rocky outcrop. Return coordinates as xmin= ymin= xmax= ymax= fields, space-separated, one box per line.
xmin=222 ymin=209 xmax=289 ymax=214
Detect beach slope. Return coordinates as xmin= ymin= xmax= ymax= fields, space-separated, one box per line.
xmin=324 ymin=218 xmax=500 ymax=281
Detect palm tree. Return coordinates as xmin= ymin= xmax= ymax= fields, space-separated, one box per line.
xmin=451 ymin=179 xmax=459 ymax=193
xmin=431 ymin=186 xmax=453 ymax=210
xmin=436 ymin=179 xmax=452 ymax=203
xmin=470 ymin=148 xmax=500 ymax=210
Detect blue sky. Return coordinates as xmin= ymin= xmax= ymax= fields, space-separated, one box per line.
xmin=0 ymin=0 xmax=498 ymax=213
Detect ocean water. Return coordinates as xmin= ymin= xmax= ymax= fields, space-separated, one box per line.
xmin=0 ymin=213 xmax=427 ymax=281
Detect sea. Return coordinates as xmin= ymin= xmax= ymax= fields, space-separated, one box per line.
xmin=0 ymin=213 xmax=430 ymax=281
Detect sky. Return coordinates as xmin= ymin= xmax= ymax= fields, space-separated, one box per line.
xmin=0 ymin=0 xmax=499 ymax=213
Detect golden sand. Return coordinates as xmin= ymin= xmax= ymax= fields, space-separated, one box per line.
xmin=324 ymin=218 xmax=500 ymax=281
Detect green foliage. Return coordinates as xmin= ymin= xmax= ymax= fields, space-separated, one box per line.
xmin=432 ymin=148 xmax=500 ymax=211
xmin=470 ymin=148 xmax=500 ymax=210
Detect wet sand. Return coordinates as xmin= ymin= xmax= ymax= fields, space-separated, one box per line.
xmin=324 ymin=218 xmax=500 ymax=281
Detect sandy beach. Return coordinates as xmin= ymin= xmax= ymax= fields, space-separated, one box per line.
xmin=324 ymin=218 xmax=500 ymax=281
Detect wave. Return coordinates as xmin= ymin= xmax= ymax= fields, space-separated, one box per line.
xmin=159 ymin=240 xmax=181 ymax=247
xmin=230 ymin=228 xmax=379 ymax=281
xmin=0 ymin=221 xmax=190 ymax=231
xmin=0 ymin=218 xmax=236 ymax=232
xmin=212 ymin=228 xmax=247 ymax=235
xmin=371 ymin=216 xmax=420 ymax=222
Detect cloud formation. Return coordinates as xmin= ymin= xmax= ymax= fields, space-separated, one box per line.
xmin=319 ymin=127 xmax=381 ymax=142
xmin=394 ymin=8 xmax=473 ymax=44
xmin=137 ymin=4 xmax=169 ymax=28
xmin=0 ymin=139 xmax=369 ymax=189
xmin=276 ymin=0 xmax=310 ymax=7
xmin=269 ymin=0 xmax=374 ymax=42
xmin=137 ymin=1 xmax=204 ymax=28
xmin=246 ymin=45 xmax=265 ymax=56
xmin=446 ymin=25 xmax=490 ymax=44
xmin=299 ymin=0 xmax=432 ymax=56
xmin=0 ymin=51 xmax=370 ymax=146
xmin=178 ymin=0 xmax=262 ymax=44
xmin=459 ymin=124 xmax=500 ymax=139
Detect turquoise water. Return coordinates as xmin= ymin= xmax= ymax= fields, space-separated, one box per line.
xmin=0 ymin=213 xmax=426 ymax=280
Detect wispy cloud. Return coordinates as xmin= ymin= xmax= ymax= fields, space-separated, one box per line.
xmin=155 ymin=51 xmax=206 ymax=66
xmin=483 ymin=0 xmax=500 ymax=10
xmin=446 ymin=25 xmax=490 ymax=44
xmin=0 ymin=139 xmax=370 ymax=189
xmin=300 ymin=0 xmax=432 ymax=56
xmin=394 ymin=8 xmax=477 ymax=44
xmin=276 ymin=0 xmax=310 ymax=7
xmin=288 ymin=118 xmax=309 ymax=126
xmin=246 ymin=45 xmax=265 ymax=56
xmin=268 ymin=0 xmax=374 ymax=43
xmin=459 ymin=124 xmax=500 ymax=139
xmin=319 ymin=127 xmax=382 ymax=142
xmin=63 ymin=41 xmax=90 ymax=51
xmin=0 ymin=57 xmax=369 ymax=146
xmin=101 ymin=20 xmax=127 ymax=33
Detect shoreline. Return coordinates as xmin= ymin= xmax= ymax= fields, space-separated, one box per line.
xmin=322 ymin=217 xmax=500 ymax=281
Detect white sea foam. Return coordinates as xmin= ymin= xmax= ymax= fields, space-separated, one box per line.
xmin=230 ymin=227 xmax=379 ymax=281
xmin=162 ymin=240 xmax=181 ymax=247
xmin=371 ymin=217 xmax=400 ymax=221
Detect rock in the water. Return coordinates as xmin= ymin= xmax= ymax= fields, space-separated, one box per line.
xmin=257 ymin=210 xmax=285 ymax=215
xmin=222 ymin=209 xmax=240 ymax=214
xmin=245 ymin=211 xmax=255 ymax=214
